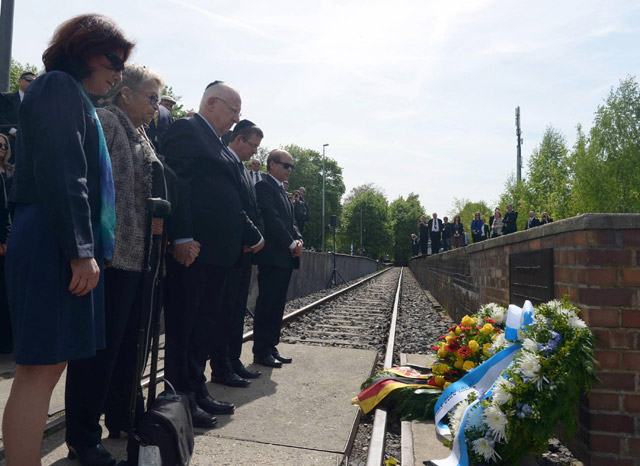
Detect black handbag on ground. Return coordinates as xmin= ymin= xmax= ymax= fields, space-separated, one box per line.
xmin=118 ymin=197 xmax=194 ymax=466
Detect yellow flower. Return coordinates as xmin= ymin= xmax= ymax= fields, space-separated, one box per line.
xmin=443 ymin=381 xmax=452 ymax=389
xmin=446 ymin=335 xmax=455 ymax=343
xmin=461 ymin=315 xmax=476 ymax=327
xmin=438 ymin=347 xmax=448 ymax=358
xmin=468 ymin=340 xmax=480 ymax=353
xmin=435 ymin=375 xmax=446 ymax=387
xmin=454 ymin=359 xmax=464 ymax=369
xmin=481 ymin=323 xmax=494 ymax=335
xmin=463 ymin=361 xmax=475 ymax=371
xmin=483 ymin=343 xmax=493 ymax=355
xmin=454 ymin=326 xmax=461 ymax=335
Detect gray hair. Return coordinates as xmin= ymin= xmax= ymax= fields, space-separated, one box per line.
xmin=105 ymin=63 xmax=164 ymax=106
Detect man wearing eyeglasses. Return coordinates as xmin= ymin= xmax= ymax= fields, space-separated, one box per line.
xmin=162 ymin=81 xmax=264 ymax=428
xmin=248 ymin=159 xmax=263 ymax=185
xmin=252 ymin=149 xmax=303 ymax=368
xmin=0 ymin=71 xmax=36 ymax=158
xmin=209 ymin=119 xmax=265 ymax=387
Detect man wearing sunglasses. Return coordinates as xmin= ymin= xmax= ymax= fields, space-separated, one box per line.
xmin=252 ymin=149 xmax=303 ymax=368
xmin=0 ymin=71 xmax=36 ymax=158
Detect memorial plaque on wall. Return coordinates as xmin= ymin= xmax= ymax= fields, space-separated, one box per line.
xmin=509 ymin=248 xmax=554 ymax=306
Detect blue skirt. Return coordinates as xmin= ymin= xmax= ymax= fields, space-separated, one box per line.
xmin=6 ymin=204 xmax=106 ymax=365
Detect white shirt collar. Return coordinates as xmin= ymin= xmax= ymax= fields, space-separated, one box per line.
xmin=268 ymin=173 xmax=284 ymax=188
xmin=18 ymin=90 xmax=24 ymax=101
xmin=227 ymin=146 xmax=242 ymax=163
xmin=195 ymin=113 xmax=221 ymax=142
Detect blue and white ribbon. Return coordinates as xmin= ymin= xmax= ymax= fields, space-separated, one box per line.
xmin=431 ymin=301 xmax=535 ymax=466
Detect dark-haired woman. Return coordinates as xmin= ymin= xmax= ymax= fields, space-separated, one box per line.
xmin=451 ymin=215 xmax=464 ymax=249
xmin=2 ymin=14 xmax=133 ymax=466
xmin=541 ymin=212 xmax=553 ymax=225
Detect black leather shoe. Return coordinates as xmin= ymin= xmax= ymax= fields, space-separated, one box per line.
xmin=190 ymin=405 xmax=218 ymax=428
xmin=232 ymin=360 xmax=261 ymax=379
xmin=212 ymin=371 xmax=251 ymax=387
xmin=67 ymin=443 xmax=116 ymax=466
xmin=197 ymin=395 xmax=235 ymax=415
xmin=253 ymin=354 xmax=283 ymax=368
xmin=272 ymin=348 xmax=292 ymax=364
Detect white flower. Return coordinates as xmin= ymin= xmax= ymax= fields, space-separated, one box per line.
xmin=492 ymin=379 xmax=513 ymax=405
xmin=489 ymin=306 xmax=505 ymax=324
xmin=520 ymin=352 xmax=541 ymax=379
xmin=449 ymin=399 xmax=470 ymax=435
xmin=472 ymin=437 xmax=501 ymax=462
xmin=523 ymin=338 xmax=539 ymax=353
xmin=568 ymin=315 xmax=587 ymax=329
xmin=484 ymin=405 xmax=508 ymax=441
xmin=492 ymin=333 xmax=505 ymax=347
xmin=547 ymin=300 xmax=562 ymax=310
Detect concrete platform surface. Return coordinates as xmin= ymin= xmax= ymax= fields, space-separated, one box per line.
xmin=410 ymin=420 xmax=452 ymax=466
xmin=3 ymin=342 xmax=377 ymax=465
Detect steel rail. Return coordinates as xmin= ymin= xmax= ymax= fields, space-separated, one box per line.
xmin=366 ymin=267 xmax=404 ymax=466
xmin=0 ymin=267 xmax=392 ymax=457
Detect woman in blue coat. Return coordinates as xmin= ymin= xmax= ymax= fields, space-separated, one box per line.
xmin=2 ymin=14 xmax=133 ymax=465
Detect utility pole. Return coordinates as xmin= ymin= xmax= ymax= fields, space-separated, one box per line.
xmin=360 ymin=203 xmax=363 ymax=250
xmin=515 ymin=106 xmax=523 ymax=183
xmin=0 ymin=0 xmax=15 ymax=92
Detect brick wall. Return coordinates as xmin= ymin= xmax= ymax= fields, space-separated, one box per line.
xmin=408 ymin=214 xmax=640 ymax=465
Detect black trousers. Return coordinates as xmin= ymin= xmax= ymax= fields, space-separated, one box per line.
xmin=209 ymin=257 xmax=252 ymax=375
xmin=164 ymin=256 xmax=228 ymax=398
xmin=252 ymin=264 xmax=293 ymax=358
xmin=419 ymin=237 xmax=428 ymax=255
xmin=430 ymin=233 xmax=441 ymax=254
xmin=65 ymin=268 xmax=143 ymax=447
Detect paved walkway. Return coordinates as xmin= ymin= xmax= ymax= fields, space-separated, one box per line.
xmin=2 ymin=342 xmax=377 ymax=465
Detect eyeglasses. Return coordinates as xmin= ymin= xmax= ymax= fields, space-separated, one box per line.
xmin=22 ymin=76 xmax=35 ymax=82
xmin=273 ymin=160 xmax=294 ymax=170
xmin=214 ymin=97 xmax=241 ymax=117
xmin=136 ymin=90 xmax=160 ymax=106
xmin=104 ymin=53 xmax=125 ymax=72
xmin=0 ymin=144 xmax=8 ymax=150
xmin=243 ymin=138 xmax=259 ymax=149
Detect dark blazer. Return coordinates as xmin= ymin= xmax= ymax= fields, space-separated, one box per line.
xmin=162 ymin=114 xmax=262 ymax=267
xmin=427 ymin=218 xmax=443 ymax=235
xmin=452 ymin=222 xmax=464 ymax=235
xmin=502 ymin=210 xmax=518 ymax=234
xmin=525 ymin=216 xmax=540 ymax=229
xmin=293 ymin=199 xmax=308 ymax=225
xmin=1 ymin=92 xmax=21 ymax=157
xmin=442 ymin=222 xmax=453 ymax=239
xmin=145 ymin=105 xmax=173 ymax=154
xmin=0 ymin=173 xmax=11 ymax=243
xmin=254 ymin=174 xmax=302 ymax=269
xmin=10 ymin=71 xmax=101 ymax=260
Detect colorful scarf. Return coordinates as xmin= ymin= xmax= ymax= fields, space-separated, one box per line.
xmin=76 ymin=83 xmax=116 ymax=259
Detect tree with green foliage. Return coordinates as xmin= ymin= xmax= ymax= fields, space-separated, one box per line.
xmin=162 ymin=85 xmax=188 ymax=119
xmin=283 ymin=144 xmax=345 ymax=251
xmin=9 ymin=59 xmax=38 ymax=92
xmin=526 ymin=125 xmax=572 ymax=219
xmin=497 ymin=175 xmax=537 ymax=231
xmin=570 ymin=76 xmax=640 ymax=213
xmin=389 ymin=193 xmax=424 ymax=263
xmin=338 ymin=184 xmax=392 ymax=260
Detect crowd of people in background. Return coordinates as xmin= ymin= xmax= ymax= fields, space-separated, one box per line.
xmin=412 ymin=204 xmax=554 ymax=256
xmin=0 ymin=13 xmax=311 ymax=466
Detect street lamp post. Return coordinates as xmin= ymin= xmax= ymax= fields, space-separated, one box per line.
xmin=0 ymin=0 xmax=16 ymax=92
xmin=322 ymin=143 xmax=329 ymax=252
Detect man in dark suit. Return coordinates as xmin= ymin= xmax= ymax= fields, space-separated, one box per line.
xmin=253 ymin=149 xmax=303 ymax=368
xmin=1 ymin=71 xmax=36 ymax=158
xmin=502 ymin=204 xmax=518 ymax=235
xmin=525 ymin=211 xmax=540 ymax=229
xmin=427 ymin=213 xmax=443 ymax=254
xmin=145 ymin=103 xmax=173 ymax=153
xmin=209 ymin=120 xmax=265 ymax=387
xmin=162 ymin=81 xmax=264 ymax=428
xmin=248 ymin=159 xmax=263 ymax=185
xmin=418 ymin=215 xmax=429 ymax=255
xmin=294 ymin=186 xmax=309 ymax=235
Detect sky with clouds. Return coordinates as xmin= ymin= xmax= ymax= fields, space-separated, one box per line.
xmin=8 ymin=0 xmax=640 ymax=217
